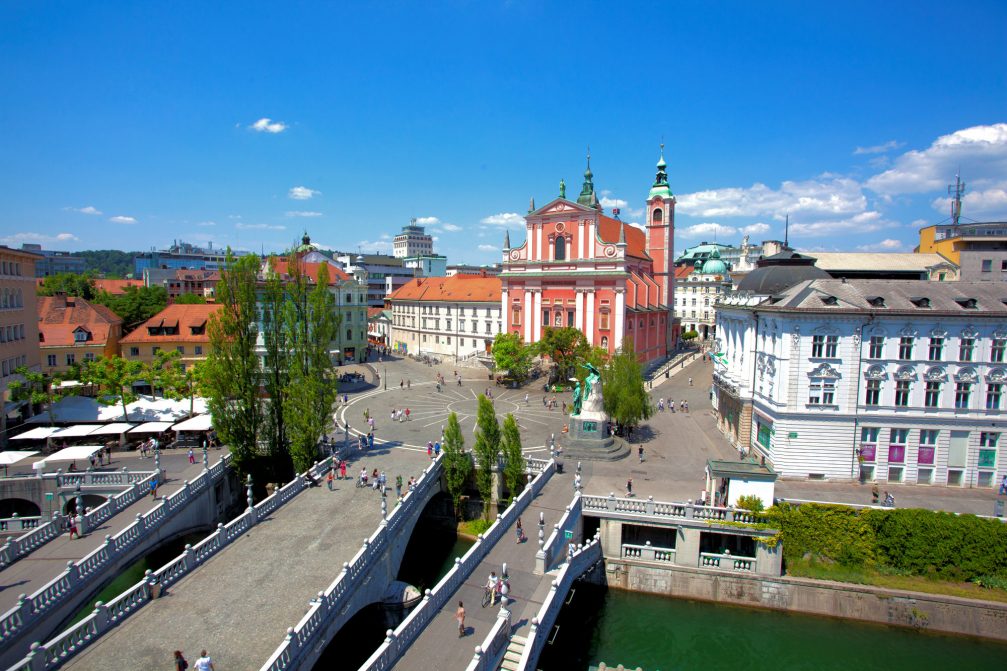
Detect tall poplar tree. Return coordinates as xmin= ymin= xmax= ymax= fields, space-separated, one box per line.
xmin=261 ymin=262 xmax=291 ymax=475
xmin=501 ymin=414 xmax=525 ymax=501
xmin=284 ymin=258 xmax=339 ymax=473
xmin=473 ymin=395 xmax=501 ymax=519
xmin=441 ymin=411 xmax=471 ymax=516
xmin=204 ymin=252 xmax=263 ymax=477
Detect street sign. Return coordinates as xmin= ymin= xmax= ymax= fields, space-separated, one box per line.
xmin=564 ymin=530 xmax=573 ymax=540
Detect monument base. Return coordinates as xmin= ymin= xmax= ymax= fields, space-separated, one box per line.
xmin=562 ymin=415 xmax=629 ymax=461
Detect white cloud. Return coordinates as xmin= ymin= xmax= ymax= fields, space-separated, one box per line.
xmin=65 ymin=205 xmax=102 ymax=215
xmin=0 ymin=231 xmax=80 ymax=245
xmin=480 ymin=212 xmax=526 ymax=228
xmin=741 ymin=222 xmax=771 ymax=235
xmin=288 ymin=186 xmax=320 ymax=200
xmin=236 ymin=223 xmax=286 ymax=231
xmin=109 ymin=215 xmax=137 ymax=224
xmin=432 ymin=236 xmax=440 ymax=242
xmin=197 ymin=221 xmax=216 ymax=227
xmin=866 ymin=123 xmax=1007 ymax=195
xmin=600 ymin=195 xmax=629 ymax=209
xmin=788 ymin=211 xmax=890 ymax=237
xmin=930 ymin=182 xmax=1007 ymax=218
xmin=856 ymin=238 xmax=904 ymax=251
xmin=853 ymin=140 xmax=904 ymax=155
xmin=250 ymin=118 xmax=288 ymax=133
xmin=357 ymin=239 xmax=393 ymax=252
xmin=478 ymin=244 xmax=499 ymax=252
xmin=414 ymin=216 xmax=440 ymax=225
xmin=285 ymin=211 xmax=323 ymax=218
xmin=379 ymin=233 xmax=391 ymax=240
xmin=599 ymin=191 xmax=643 ymax=218
xmin=677 ymin=176 xmax=866 ymax=219
xmin=441 ymin=223 xmax=462 ymax=232
xmin=676 ymin=222 xmax=738 ymax=239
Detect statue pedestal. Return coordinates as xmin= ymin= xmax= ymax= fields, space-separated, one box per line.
xmin=562 ymin=413 xmax=629 ymax=462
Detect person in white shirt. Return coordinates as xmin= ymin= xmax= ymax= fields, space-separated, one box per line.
xmin=194 ymin=650 xmax=215 ymax=671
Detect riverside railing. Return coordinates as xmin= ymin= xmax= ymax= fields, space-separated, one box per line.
xmin=621 ymin=542 xmax=675 ymax=564
xmin=10 ymin=455 xmax=330 ymax=671
xmin=1 ymin=469 xmax=158 ymax=569
xmin=580 ymin=493 xmax=770 ymax=525
xmin=0 ymin=454 xmax=232 ymax=658
xmin=356 ymin=458 xmax=557 ymax=671
xmin=464 ymin=605 xmax=511 ymax=671
xmin=516 ymin=532 xmax=603 ymax=671
xmin=258 ymin=454 xmax=445 ymax=671
xmin=699 ymin=551 xmax=755 ymax=572
xmin=535 ymin=492 xmax=581 ymax=574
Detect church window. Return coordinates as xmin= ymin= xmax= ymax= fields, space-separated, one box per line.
xmin=511 ymin=308 xmax=521 ymax=326
xmin=599 ymin=312 xmax=610 ymax=330
xmin=652 ymin=208 xmax=663 ymax=224
xmin=601 ymin=336 xmax=609 ymax=349
xmin=554 ymin=236 xmax=566 ymax=261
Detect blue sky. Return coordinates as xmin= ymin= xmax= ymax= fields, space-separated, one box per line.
xmin=1 ymin=2 xmax=1006 ymax=266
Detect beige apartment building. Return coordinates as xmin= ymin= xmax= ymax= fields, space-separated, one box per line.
xmin=1 ymin=246 xmax=42 ymax=444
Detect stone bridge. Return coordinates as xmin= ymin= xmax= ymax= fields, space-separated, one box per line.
xmin=10 ymin=447 xmax=442 ymax=670
xmin=0 ymin=454 xmax=237 ymax=669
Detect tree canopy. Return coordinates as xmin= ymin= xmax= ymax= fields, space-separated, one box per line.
xmin=501 ymin=414 xmax=525 ymax=502
xmin=173 ymin=293 xmax=207 ymax=304
xmin=473 ymin=395 xmax=501 ymax=519
xmin=441 ymin=412 xmax=471 ymax=515
xmin=37 ymin=273 xmax=97 ymax=300
xmin=536 ymin=326 xmax=589 ymax=383
xmin=601 ymin=339 xmax=653 ymax=430
xmin=81 ymin=356 xmax=144 ymax=421
xmin=93 ymin=285 xmax=168 ymax=330
xmin=491 ymin=332 xmax=533 ymax=381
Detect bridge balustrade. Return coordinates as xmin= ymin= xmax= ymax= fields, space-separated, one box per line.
xmin=517 ymin=532 xmax=603 ymax=670
xmin=353 ymin=459 xmax=557 ymax=671
xmin=465 ymin=606 xmax=511 ymax=671
xmin=11 ymin=455 xmax=331 ymax=671
xmin=536 ymin=492 xmax=582 ymax=574
xmin=580 ymin=493 xmax=770 ymax=525
xmin=0 ymin=454 xmax=232 ymax=659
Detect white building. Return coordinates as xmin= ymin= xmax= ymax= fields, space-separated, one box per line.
xmin=674 ymin=248 xmax=733 ymax=340
xmin=393 ymin=220 xmax=434 ymax=259
xmin=713 ymin=277 xmax=1005 ymax=489
xmin=389 ymin=274 xmax=503 ymax=361
xmin=336 ymin=253 xmax=415 ymax=307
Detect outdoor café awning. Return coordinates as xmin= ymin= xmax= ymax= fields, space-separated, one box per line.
xmin=129 ymin=421 xmax=175 ymax=434
xmin=0 ymin=450 xmax=39 ymax=466
xmin=171 ymin=415 xmax=213 ymax=432
xmin=43 ymin=444 xmax=105 ymax=462
xmin=87 ymin=422 xmax=136 ymax=436
xmin=11 ymin=426 xmax=62 ymax=440
xmin=51 ymin=424 xmax=102 ymax=438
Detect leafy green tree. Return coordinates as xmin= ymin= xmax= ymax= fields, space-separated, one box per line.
xmin=501 ymin=414 xmax=525 ymax=502
xmin=473 ymin=395 xmax=501 ymax=519
xmin=491 ymin=332 xmax=533 ymax=382
xmin=601 ymin=339 xmax=653 ymax=430
xmin=77 ymin=250 xmax=137 ymax=278
xmin=261 ymin=263 xmax=290 ymax=470
xmin=81 ymin=356 xmax=144 ymax=421
xmin=204 ymin=252 xmax=263 ymax=477
xmin=147 ymin=350 xmax=205 ymax=417
xmin=441 ymin=412 xmax=471 ymax=516
xmin=37 ymin=273 xmax=97 ymax=299
xmin=536 ymin=326 xmax=589 ymax=384
xmin=284 ymin=258 xmax=339 ymax=474
xmin=681 ymin=330 xmax=699 ymax=341
xmin=93 ymin=285 xmax=168 ymax=330
xmin=173 ymin=293 xmax=207 ymax=304
xmin=8 ymin=367 xmax=77 ymax=426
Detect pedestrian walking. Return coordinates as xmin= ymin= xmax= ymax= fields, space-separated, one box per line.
xmin=684 ymin=400 xmax=689 ymax=413
xmin=407 ymin=379 xmax=411 ymax=389
xmin=368 ymin=432 xmax=375 ymax=450
xmin=67 ymin=514 xmax=79 ymax=539
xmin=626 ymin=478 xmax=633 ymax=497
xmin=670 ymin=400 xmax=675 ymax=413
xmin=396 ymin=474 xmax=403 ymax=497
xmin=542 ymin=395 xmax=547 ymax=407
xmin=173 ymin=651 xmax=188 ymax=670
xmin=427 ymin=443 xmax=433 ymax=459
xmin=574 ymin=472 xmax=582 ymax=491
xmin=689 ymin=376 xmax=693 ymax=386
xmin=150 ymin=477 xmax=158 ymax=498
xmin=434 ymin=441 xmax=441 ymax=457
xmin=405 ymin=407 xmax=411 ymax=421
xmin=515 ymin=516 xmax=524 ymax=543
xmin=638 ymin=445 xmax=645 ymax=463
xmin=194 ymin=650 xmax=215 ymax=671
xmin=188 ymin=448 xmax=195 ymax=464
xmin=524 ymin=393 xmax=529 ymax=405
xmin=326 ymin=470 xmax=334 ymax=491
xmin=340 ymin=460 xmax=347 ymax=480
xmin=658 ymin=398 xmax=664 ymax=412
xmin=456 ymin=601 xmax=466 ymax=638
xmin=400 ymin=380 xmax=404 ymax=389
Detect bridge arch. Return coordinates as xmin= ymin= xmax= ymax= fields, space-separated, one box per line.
xmin=63 ymin=494 xmax=108 ymax=514
xmin=0 ymin=497 xmax=41 ymax=518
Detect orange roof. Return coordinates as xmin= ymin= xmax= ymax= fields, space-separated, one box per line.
xmin=597 ymin=216 xmax=650 ymax=260
xmin=95 ymin=279 xmax=143 ymax=295
xmin=389 ymin=274 xmax=501 ymax=303
xmin=38 ymin=296 xmax=122 ymax=348
xmin=269 ymin=259 xmax=351 ymax=284
xmin=120 ymin=303 xmax=222 ymax=344
xmin=674 ymin=266 xmax=694 ymax=279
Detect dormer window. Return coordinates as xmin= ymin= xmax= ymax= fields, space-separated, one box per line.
xmin=867 ymin=296 xmax=886 ymax=308
xmin=820 ymin=295 xmax=838 ymax=306
xmin=909 ymin=297 xmax=931 ymax=308
xmin=955 ymin=297 xmax=978 ymax=310
xmin=73 ymin=329 xmax=89 ymax=343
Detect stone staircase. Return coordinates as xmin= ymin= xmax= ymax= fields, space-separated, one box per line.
xmin=500 ymin=634 xmax=528 ymax=671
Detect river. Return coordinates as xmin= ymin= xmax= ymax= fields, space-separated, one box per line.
xmin=538 ymin=582 xmax=1007 ymax=670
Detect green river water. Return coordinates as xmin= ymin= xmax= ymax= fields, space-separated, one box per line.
xmin=539 ymin=582 xmax=1007 ymax=671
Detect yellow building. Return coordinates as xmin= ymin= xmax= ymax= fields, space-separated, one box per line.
xmin=38 ymin=295 xmax=123 ymax=375
xmin=918 ymin=221 xmax=1007 ymax=280
xmin=1 ymin=245 xmax=42 ymax=445
xmin=119 ymin=303 xmax=221 ymax=369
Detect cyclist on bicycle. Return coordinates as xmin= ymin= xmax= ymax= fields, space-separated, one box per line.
xmin=484 ymin=571 xmax=499 ymax=606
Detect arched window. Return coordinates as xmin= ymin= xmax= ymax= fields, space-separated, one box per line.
xmin=652 ymin=208 xmax=663 ymax=223
xmin=601 ymin=336 xmax=609 ymax=349
xmin=554 ymin=236 xmax=566 ymax=261
xmin=346 ymin=329 xmax=352 ymax=341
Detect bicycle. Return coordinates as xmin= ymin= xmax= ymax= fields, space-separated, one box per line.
xmin=481 ymin=586 xmax=494 ymax=608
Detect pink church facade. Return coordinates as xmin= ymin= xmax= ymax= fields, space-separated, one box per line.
xmin=500 ymin=151 xmax=678 ymax=362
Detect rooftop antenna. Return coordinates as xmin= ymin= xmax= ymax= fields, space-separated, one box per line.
xmin=948 ymin=171 xmax=965 ymax=227
xmin=784 ymin=214 xmax=790 ymax=249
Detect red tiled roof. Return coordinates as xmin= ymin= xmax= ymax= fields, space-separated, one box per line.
xmin=389 ymin=274 xmax=501 ymax=303
xmin=674 ymin=266 xmax=694 ymax=279
xmin=269 ymin=259 xmax=351 ymax=284
xmin=120 ymin=304 xmax=222 ymax=343
xmin=597 ymin=216 xmax=650 ymax=260
xmin=38 ymin=296 xmax=122 ymax=347
xmin=95 ymin=279 xmax=143 ymax=295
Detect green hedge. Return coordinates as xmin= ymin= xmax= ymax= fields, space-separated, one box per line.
xmin=770 ymin=503 xmax=1007 ymax=580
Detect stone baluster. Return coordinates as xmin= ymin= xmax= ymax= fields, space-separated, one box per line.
xmin=472 ymin=646 xmax=483 ymax=666
xmin=646 ymin=495 xmax=655 ymax=515
xmin=538 ymin=513 xmax=545 ymax=550
xmin=383 ymin=629 xmax=396 ymax=654
xmin=17 ymin=592 xmax=31 ymax=623
xmin=607 ymin=492 xmax=616 ymax=511
xmin=75 ymin=484 xmax=86 ymax=535
xmin=246 ymin=474 xmax=256 ymax=524
xmin=202 ymin=444 xmax=209 ymax=470
xmin=183 ymin=543 xmax=195 ymax=571
xmin=380 ymin=496 xmax=388 ymax=522
xmin=154 ymin=444 xmax=161 ymax=481
xmin=25 ymin=641 xmax=47 ymax=671
xmin=91 ymin=600 xmax=110 ymax=633
xmin=283 ymin=626 xmax=299 ymax=657
xmin=134 ymin=512 xmax=145 ymax=534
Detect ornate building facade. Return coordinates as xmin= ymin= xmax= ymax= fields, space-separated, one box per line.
xmin=500 ymin=151 xmax=677 ymax=362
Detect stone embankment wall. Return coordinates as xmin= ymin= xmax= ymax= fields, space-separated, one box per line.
xmin=604 ymin=561 xmax=1007 ymax=642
